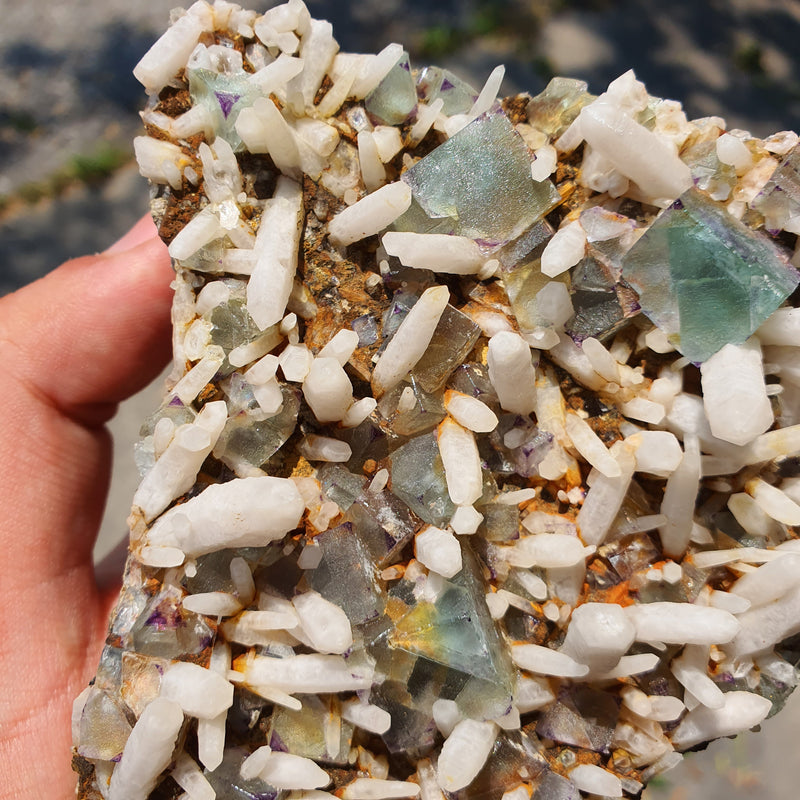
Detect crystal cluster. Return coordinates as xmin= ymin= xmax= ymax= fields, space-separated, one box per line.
xmin=74 ymin=3 xmax=800 ymax=799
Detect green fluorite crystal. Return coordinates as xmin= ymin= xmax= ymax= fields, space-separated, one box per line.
xmin=389 ymin=432 xmax=455 ymax=526
xmin=526 ymin=76 xmax=594 ymax=138
xmin=621 ymin=187 xmax=799 ymax=362
xmin=188 ymin=68 xmax=258 ymax=151
xmin=269 ymin=696 xmax=353 ymax=763
xmin=365 ymin=51 xmax=417 ymax=126
xmin=416 ymin=65 xmax=479 ymax=116
xmin=386 ymin=548 xmax=515 ymax=719
xmin=412 ymin=304 xmax=481 ymax=392
xmin=402 ymin=108 xmax=560 ymax=246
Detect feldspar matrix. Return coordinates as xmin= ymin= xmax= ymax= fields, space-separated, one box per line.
xmin=74 ymin=2 xmax=800 ymax=799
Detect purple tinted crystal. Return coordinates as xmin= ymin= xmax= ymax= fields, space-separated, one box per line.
xmin=215 ymin=90 xmax=241 ymax=119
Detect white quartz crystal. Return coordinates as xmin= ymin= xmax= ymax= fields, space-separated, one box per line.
xmin=540 ymin=220 xmax=586 ymax=278
xmin=628 ymin=430 xmax=683 ymax=477
xmin=730 ymin=553 xmax=800 ymax=607
xmin=511 ymin=644 xmax=590 ymax=678
xmin=372 ymin=285 xmax=450 ymax=395
xmin=182 ymin=591 xmax=242 ymax=617
xmin=671 ymin=692 xmax=772 ymax=750
xmin=578 ymin=99 xmax=693 ymax=205
xmin=341 ymin=700 xmax=393 ymax=735
xmin=486 ymin=331 xmax=537 ymax=415
xmin=133 ymin=400 xmax=227 ymax=522
xmin=747 ymin=478 xmax=800 ymax=525
xmin=438 ymin=418 xmax=483 ymax=507
xmin=625 ymin=602 xmax=740 ymax=645
xmin=436 ymin=719 xmax=498 ymax=792
xmin=108 ymin=698 xmax=184 ymax=800
xmin=243 ymin=653 xmax=374 ymax=693
xmin=560 ymin=602 xmax=635 ymax=672
xmin=134 ymin=5 xmax=207 ymax=94
xmin=343 ymin=779 xmax=421 ymax=799
xmin=450 ymin=505 xmax=484 ymax=535
xmin=160 ymin=662 xmax=234 ymax=719
xmin=514 ymin=533 xmax=587 ymax=569
xmin=565 ymin=412 xmax=620 ymax=477
xmin=172 ymin=752 xmax=216 ymax=800
xmin=670 ymin=644 xmax=724 ymax=709
xmin=303 ymin=357 xmax=354 ymax=422
xmin=701 ymin=339 xmax=773 ymax=446
xmin=292 ymin=590 xmax=353 ymax=654
xmin=134 ymin=136 xmax=189 ymax=191
xmin=382 ymin=232 xmax=487 ymax=274
xmin=257 ymin=750 xmax=331 ymax=789
xmin=576 ymin=441 xmax=636 ymax=545
xmin=329 ymin=182 xmax=412 ymax=246
xmin=145 ymin=476 xmax=304 ymax=559
xmin=444 ymin=390 xmax=499 ymax=433
xmin=247 ymin=176 xmax=304 ymax=330
xmin=569 ymin=764 xmax=622 ymax=798
xmin=415 ymin=525 xmax=463 ymax=578
xmin=727 ymin=584 xmax=800 ymax=657
xmin=658 ymin=435 xmax=701 ymax=559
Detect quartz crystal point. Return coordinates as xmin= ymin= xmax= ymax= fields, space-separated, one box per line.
xmin=75 ymin=3 xmax=800 ymax=799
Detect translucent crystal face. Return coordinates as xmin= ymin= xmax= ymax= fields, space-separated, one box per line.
xmin=76 ymin=3 xmax=800 ymax=800
xmin=402 ymin=108 xmax=561 ymax=246
xmin=365 ymin=51 xmax=417 ymax=126
xmin=622 ymin=188 xmax=799 ymax=362
xmin=416 ymin=66 xmax=479 ymax=116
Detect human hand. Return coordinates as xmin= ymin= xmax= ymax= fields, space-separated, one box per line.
xmin=0 ymin=216 xmax=173 ymax=799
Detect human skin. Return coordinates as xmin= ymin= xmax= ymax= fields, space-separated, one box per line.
xmin=0 ymin=216 xmax=172 ymax=799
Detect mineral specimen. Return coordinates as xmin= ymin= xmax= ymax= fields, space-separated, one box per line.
xmin=74 ymin=3 xmax=800 ymax=799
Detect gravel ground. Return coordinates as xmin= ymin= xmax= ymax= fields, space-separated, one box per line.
xmin=2 ymin=1 xmax=800 ymax=797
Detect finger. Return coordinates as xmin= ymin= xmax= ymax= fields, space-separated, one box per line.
xmin=106 ymin=213 xmax=161 ymax=254
xmin=0 ymin=222 xmax=174 ymax=790
xmin=0 ymin=227 xmax=174 ymax=577
xmin=0 ymin=232 xmax=174 ymax=427
xmin=95 ymin=535 xmax=129 ymax=592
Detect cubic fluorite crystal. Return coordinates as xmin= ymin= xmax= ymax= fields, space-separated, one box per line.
xmin=75 ymin=3 xmax=800 ymax=800
xmin=402 ymin=108 xmax=561 ymax=246
xmin=622 ymin=187 xmax=799 ymax=362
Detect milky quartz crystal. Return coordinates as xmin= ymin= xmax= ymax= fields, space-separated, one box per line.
xmin=74 ymin=3 xmax=800 ymax=799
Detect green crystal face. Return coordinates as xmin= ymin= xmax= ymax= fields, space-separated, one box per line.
xmin=526 ymin=76 xmax=594 ymax=138
xmin=365 ymin=51 xmax=417 ymax=126
xmin=412 ymin=305 xmax=481 ymax=393
xmin=269 ymin=696 xmax=354 ymax=763
xmin=402 ymin=108 xmax=561 ymax=246
xmin=189 ymin=68 xmax=258 ymax=151
xmin=389 ymin=432 xmax=455 ymax=526
xmin=416 ymin=65 xmax=479 ymax=116
xmin=621 ymin=187 xmax=799 ymax=362
xmin=382 ymin=548 xmax=515 ymax=720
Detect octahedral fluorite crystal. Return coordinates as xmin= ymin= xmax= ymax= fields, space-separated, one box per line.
xmin=74 ymin=3 xmax=800 ymax=800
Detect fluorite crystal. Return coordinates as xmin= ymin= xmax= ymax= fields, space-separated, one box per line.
xmin=366 ymin=51 xmax=418 ymax=126
xmin=402 ymin=108 xmax=561 ymax=246
xmin=75 ymin=3 xmax=800 ymax=800
xmin=622 ymin=187 xmax=799 ymax=362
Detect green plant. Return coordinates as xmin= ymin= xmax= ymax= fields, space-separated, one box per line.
xmin=68 ymin=144 xmax=129 ymax=183
xmin=419 ymin=25 xmax=461 ymax=58
xmin=734 ymin=40 xmax=765 ymax=76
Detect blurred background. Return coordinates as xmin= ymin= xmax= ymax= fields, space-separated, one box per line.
xmin=2 ymin=1 xmax=800 ymax=797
